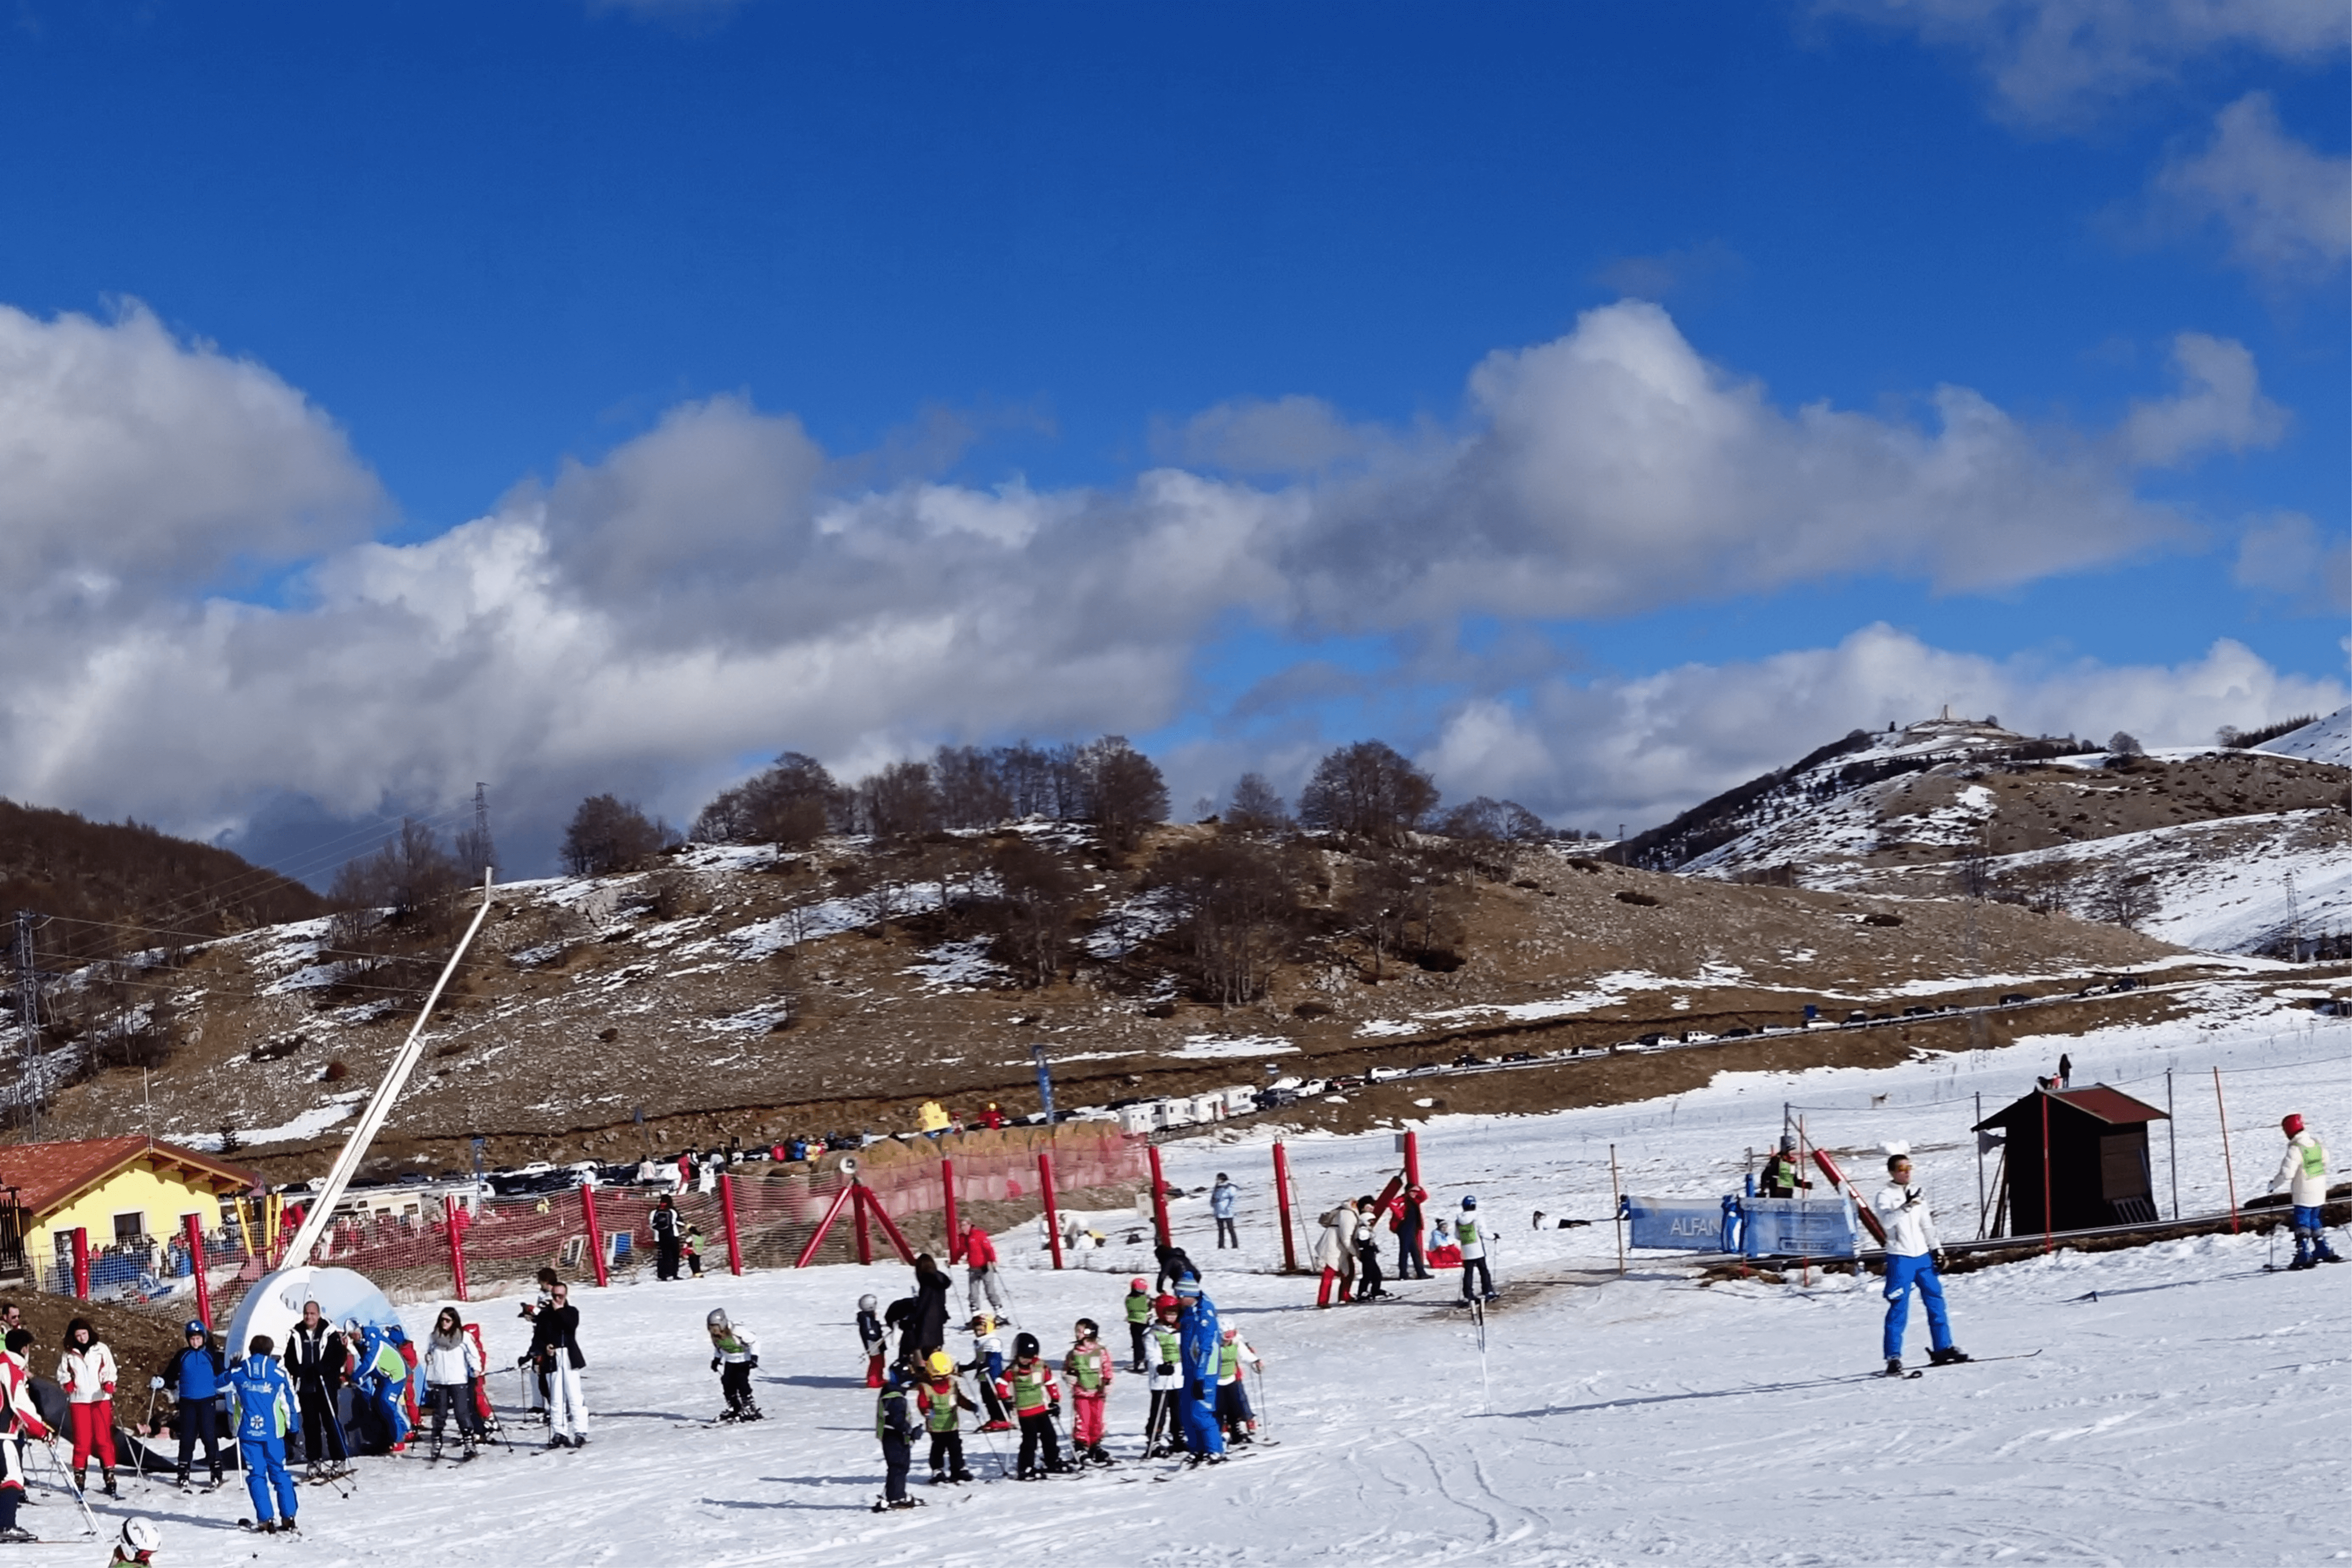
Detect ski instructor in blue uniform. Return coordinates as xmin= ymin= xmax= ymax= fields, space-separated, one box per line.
xmin=227 ymin=1335 xmax=300 ymax=1535
xmin=1173 ymin=1280 xmax=1226 ymax=1466
xmin=1874 ymin=1151 xmax=1971 ymax=1376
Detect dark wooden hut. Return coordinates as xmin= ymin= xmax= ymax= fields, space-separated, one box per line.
xmin=1972 ymin=1084 xmax=2167 ymax=1236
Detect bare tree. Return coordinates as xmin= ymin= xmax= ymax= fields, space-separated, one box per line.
xmin=1151 ymin=838 xmax=1302 ymax=1007
xmin=1225 ymin=773 xmax=1289 ymax=832
xmin=2088 ymin=861 xmax=2158 ymax=929
xmin=1436 ymin=795 xmax=1547 ymax=880
xmin=982 ymin=840 xmax=1082 ymax=987
xmin=1343 ymin=852 xmax=1418 ymax=981
xmin=1298 ymin=740 xmax=1439 ymax=843
xmin=2107 ymin=731 xmax=2144 ymax=757
xmin=694 ymin=752 xmax=843 ymax=847
xmin=854 ymin=760 xmax=940 ymax=842
xmin=934 ymin=745 xmax=1013 ymax=830
xmin=561 ymin=796 xmax=674 ymax=876
xmin=1081 ymin=736 xmax=1170 ymax=854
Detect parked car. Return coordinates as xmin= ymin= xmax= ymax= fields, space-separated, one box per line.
xmin=1721 ymin=1027 xmax=1751 ymax=1039
xmin=1901 ymin=1005 xmax=1933 ymax=1017
xmin=1451 ymin=1052 xmax=1486 ymax=1068
xmin=1500 ymin=1050 xmax=1535 ymax=1063
xmin=1998 ymin=992 xmax=2033 ymax=1006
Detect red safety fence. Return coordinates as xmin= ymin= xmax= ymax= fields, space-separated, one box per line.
xmin=194 ymin=1129 xmax=1146 ymax=1306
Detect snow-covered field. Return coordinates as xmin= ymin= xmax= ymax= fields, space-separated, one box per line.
xmin=99 ymin=996 xmax=2351 ymax=1566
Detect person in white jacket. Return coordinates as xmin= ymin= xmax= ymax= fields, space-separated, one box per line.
xmin=1313 ymin=1204 xmax=1359 ymax=1307
xmin=1873 ymin=1152 xmax=1970 ymax=1376
xmin=2269 ymin=1114 xmax=2341 ymax=1270
xmin=421 ymin=1308 xmax=485 ymax=1459
xmin=57 ymin=1319 xmax=119 ymax=1497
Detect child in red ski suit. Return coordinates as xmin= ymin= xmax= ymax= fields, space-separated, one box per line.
xmin=1062 ymin=1319 xmax=1115 ymax=1466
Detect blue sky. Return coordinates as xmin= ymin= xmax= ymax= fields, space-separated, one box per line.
xmin=0 ymin=1 xmax=2343 ymax=873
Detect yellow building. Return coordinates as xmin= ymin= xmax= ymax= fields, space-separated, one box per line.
xmin=0 ymin=1136 xmax=257 ymax=1280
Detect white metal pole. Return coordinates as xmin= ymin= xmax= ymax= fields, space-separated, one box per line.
xmin=281 ymin=872 xmax=496 ymax=1268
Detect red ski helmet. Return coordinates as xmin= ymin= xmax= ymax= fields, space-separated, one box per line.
xmin=2283 ymin=1113 xmax=2305 ymax=1136
xmin=1130 ymin=1278 xmax=1148 ymax=1292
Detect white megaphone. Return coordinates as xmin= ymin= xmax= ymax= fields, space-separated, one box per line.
xmin=838 ymin=1156 xmax=860 ymax=1179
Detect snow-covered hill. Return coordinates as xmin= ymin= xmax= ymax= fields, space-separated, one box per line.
xmin=2257 ymin=704 xmax=2352 ymax=766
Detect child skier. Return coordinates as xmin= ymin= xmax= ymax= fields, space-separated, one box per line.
xmin=914 ymin=1351 xmax=976 ymax=1483
xmin=1215 ymin=1324 xmax=1263 ymax=1445
xmin=1062 ymin=1319 xmax=1116 ymax=1466
xmin=681 ymin=1224 xmax=706 ymax=1279
xmin=109 ymin=1517 xmax=162 ymax=1565
xmin=872 ymin=1362 xmax=922 ymax=1512
xmin=997 ymin=1332 xmax=1067 ymax=1479
xmin=961 ymin=1315 xmax=1011 ymax=1431
xmin=1455 ymin=1196 xmax=1496 ymax=1304
xmin=1142 ymin=1296 xmax=1187 ymax=1459
xmin=1123 ymin=1278 xmax=1153 ymax=1372
xmin=2269 ymin=1114 xmax=2341 ymax=1269
xmin=706 ymin=1309 xmax=762 ymax=1422
xmin=857 ymin=1295 xmax=888 ymax=1389
xmin=57 ymin=1317 xmax=120 ymax=1496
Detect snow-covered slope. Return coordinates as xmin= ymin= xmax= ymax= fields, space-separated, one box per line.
xmin=117 ymin=995 xmax=2348 ymax=1566
xmin=2257 ymin=704 xmax=2352 ymax=766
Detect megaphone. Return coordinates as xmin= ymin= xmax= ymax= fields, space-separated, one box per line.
xmin=838 ymin=1156 xmax=860 ymax=1179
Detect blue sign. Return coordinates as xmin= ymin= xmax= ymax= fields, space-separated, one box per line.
xmin=1739 ymin=1197 xmax=1859 ymax=1258
xmin=1622 ymin=1196 xmax=1736 ymax=1252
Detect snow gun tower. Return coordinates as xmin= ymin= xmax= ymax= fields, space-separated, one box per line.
xmin=225 ymin=872 xmax=497 ymax=1358
xmin=1973 ymin=1084 xmax=2167 ymax=1238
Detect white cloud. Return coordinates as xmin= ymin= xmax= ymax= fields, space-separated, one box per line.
xmin=2119 ymin=331 xmax=2288 ymax=466
xmin=2150 ymin=92 xmax=2351 ymax=283
xmin=0 ymin=299 xmax=2314 ymax=864
xmin=2232 ymin=511 xmax=2352 ymax=613
xmin=1416 ymin=626 xmax=2350 ymax=831
xmin=1821 ymin=0 xmax=2349 ymax=127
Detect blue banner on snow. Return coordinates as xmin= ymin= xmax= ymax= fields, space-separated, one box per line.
xmin=1739 ymin=1197 xmax=1859 ymax=1258
xmin=1623 ymin=1196 xmax=1736 ymax=1251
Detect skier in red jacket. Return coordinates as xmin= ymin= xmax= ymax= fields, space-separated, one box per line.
xmin=964 ymin=1224 xmax=1009 ymax=1319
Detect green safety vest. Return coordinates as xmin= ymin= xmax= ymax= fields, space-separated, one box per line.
xmin=920 ymin=1379 xmax=960 ymax=1433
xmin=1124 ymin=1290 xmax=1152 ymax=1325
xmin=2302 ymin=1138 xmax=2327 ymax=1179
xmin=1069 ymin=1345 xmax=1107 ymax=1393
xmin=1007 ymin=1361 xmax=1052 ymax=1412
xmin=874 ymin=1385 xmax=910 ymax=1441
xmin=1218 ymin=1340 xmax=1240 ymax=1381
xmin=1456 ymin=1218 xmax=1481 ymax=1247
xmin=1150 ymin=1325 xmax=1179 ymax=1363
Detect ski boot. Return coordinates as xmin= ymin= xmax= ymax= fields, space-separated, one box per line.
xmin=1087 ymin=1444 xmax=1115 ymax=1466
xmin=0 ymin=1527 xmax=32 ymax=1543
xmin=101 ymin=1467 xmax=118 ymax=1499
xmin=740 ymin=1402 xmax=763 ymax=1422
xmin=2288 ymin=1251 xmax=2316 ymax=1271
xmin=1928 ymin=1347 xmax=1972 ymax=1366
xmin=950 ymin=1467 xmax=975 ymax=1482
xmin=175 ymin=1465 xmax=190 ymax=1492
xmin=209 ymin=1466 xmax=225 ymax=1491
xmin=1883 ymin=1357 xmax=1906 ymax=1378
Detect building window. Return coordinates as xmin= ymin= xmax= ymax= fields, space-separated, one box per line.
xmin=113 ymin=1212 xmax=146 ymax=1247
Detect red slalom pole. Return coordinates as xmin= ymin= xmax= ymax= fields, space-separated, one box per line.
xmin=719 ymin=1172 xmax=744 ymax=1277
xmin=579 ymin=1184 xmax=610 ymax=1288
xmin=1272 ymin=1142 xmax=1300 ymax=1273
xmin=186 ymin=1213 xmax=215 ymax=1324
xmin=1039 ymin=1152 xmax=1065 ymax=1270
xmin=442 ymin=1196 xmax=469 ymax=1304
xmin=1402 ymin=1130 xmax=1421 ymax=1193
xmin=70 ymin=1228 xmax=89 ymax=1299
xmin=942 ymin=1158 xmax=962 ymax=1265
xmin=1147 ymin=1143 xmax=1172 ymax=1249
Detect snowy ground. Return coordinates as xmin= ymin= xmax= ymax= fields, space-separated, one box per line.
xmin=91 ymin=997 xmax=2351 ymax=1566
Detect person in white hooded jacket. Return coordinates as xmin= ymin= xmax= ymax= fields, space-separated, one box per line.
xmin=1873 ymin=1152 xmax=1969 ymax=1376
xmin=1313 ymin=1203 xmax=1359 ymax=1307
xmin=2269 ymin=1113 xmax=2341 ymax=1270
xmin=57 ymin=1318 xmax=119 ymax=1497
xmin=421 ymin=1308 xmax=485 ymax=1459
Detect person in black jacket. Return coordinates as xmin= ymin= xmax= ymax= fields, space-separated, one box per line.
xmin=906 ymin=1256 xmax=951 ymax=1361
xmin=526 ymin=1283 xmax=589 ymax=1449
xmin=280 ymin=1302 xmax=349 ymax=1478
xmin=157 ymin=1320 xmax=225 ymax=1489
xmin=871 ymin=1362 xmax=920 ymax=1512
xmin=1154 ymin=1243 xmax=1201 ymax=1295
xmin=649 ymin=1196 xmax=683 ymax=1282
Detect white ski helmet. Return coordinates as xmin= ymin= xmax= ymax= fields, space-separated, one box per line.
xmin=121 ymin=1518 xmax=162 ymax=1551
xmin=858 ymin=1294 xmax=878 ymax=1313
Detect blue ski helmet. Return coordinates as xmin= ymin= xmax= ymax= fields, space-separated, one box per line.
xmin=1460 ymin=1196 xmax=1477 ymax=1210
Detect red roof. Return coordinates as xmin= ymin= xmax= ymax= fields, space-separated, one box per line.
xmin=0 ymin=1137 xmax=259 ymax=1219
xmin=1973 ymin=1084 xmax=2168 ymax=1131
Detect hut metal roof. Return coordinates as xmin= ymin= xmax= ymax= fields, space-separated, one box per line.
xmin=1971 ymin=1084 xmax=2168 ymax=1132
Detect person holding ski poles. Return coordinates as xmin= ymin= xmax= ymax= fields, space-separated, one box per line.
xmin=282 ymin=1299 xmax=350 ymax=1478
xmin=961 ymin=1315 xmax=1011 ymax=1431
xmin=422 ymin=1308 xmax=486 ymax=1460
xmin=1214 ymin=1325 xmax=1262 ymax=1446
xmin=1122 ymin=1278 xmax=1154 ymax=1373
xmin=1395 ymin=1185 xmax=1431 ymax=1280
xmin=227 ymin=1335 xmax=300 ymax=1535
xmin=998 ymin=1332 xmax=1067 ymax=1479
xmin=857 ymin=1295 xmax=888 ymax=1388
xmin=1874 ymin=1150 xmax=1970 ymax=1375
xmin=57 ymin=1317 xmax=120 ymax=1497
xmin=1063 ymin=1319 xmax=1115 ymax=1466
xmin=0 ymin=1327 xmax=53 ymax=1544
xmin=650 ymin=1195 xmax=684 ymax=1281
xmin=1761 ymin=1135 xmax=1812 ymax=1198
xmin=873 ymin=1362 xmax=921 ymax=1511
xmin=964 ymin=1223 xmax=1009 ymax=1318
xmin=1455 ymin=1196 xmax=1496 ymax=1304
xmin=160 ymin=1319 xmax=225 ymax=1490
xmin=2269 ymin=1114 xmax=2342 ymax=1270
xmin=528 ymin=1282 xmax=590 ymax=1447
xmin=1353 ymin=1196 xmax=1389 ymax=1300
xmin=1142 ymin=1296 xmax=1187 ymax=1459
xmin=913 ymin=1351 xmax=975 ymax=1484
